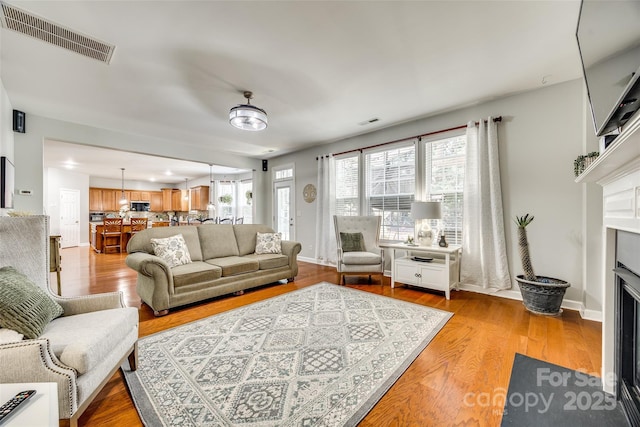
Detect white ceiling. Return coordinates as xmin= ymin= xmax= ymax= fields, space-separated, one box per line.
xmin=2 ymin=0 xmax=584 ymax=181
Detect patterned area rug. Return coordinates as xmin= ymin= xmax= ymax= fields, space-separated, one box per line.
xmin=123 ymin=282 xmax=452 ymax=426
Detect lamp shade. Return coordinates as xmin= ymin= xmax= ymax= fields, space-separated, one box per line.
xmin=410 ymin=201 xmax=442 ymax=220
xmin=229 ymin=104 xmax=268 ymax=131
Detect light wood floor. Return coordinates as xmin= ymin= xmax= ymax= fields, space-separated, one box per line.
xmin=55 ymin=246 xmax=602 ymax=427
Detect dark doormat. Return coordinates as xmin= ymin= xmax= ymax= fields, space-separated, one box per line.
xmin=501 ymin=353 xmax=628 ymax=427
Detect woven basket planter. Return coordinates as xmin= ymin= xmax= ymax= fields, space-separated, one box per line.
xmin=516 ymin=275 xmax=570 ymax=316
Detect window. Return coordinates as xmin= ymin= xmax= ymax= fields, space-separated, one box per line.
xmin=335 ymin=155 xmax=359 ymax=216
xmin=274 ymin=166 xmax=293 ymax=181
xmin=217 ymin=181 xmax=235 ymax=219
xmin=365 ymin=144 xmax=415 ymax=240
xmin=238 ymin=179 xmax=253 ymax=224
xmin=424 ymin=135 xmax=466 ymax=244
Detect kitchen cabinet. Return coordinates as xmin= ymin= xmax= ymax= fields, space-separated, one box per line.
xmin=150 ymin=192 xmax=163 ymax=211
xmin=190 ymin=186 xmax=209 ymax=211
xmin=101 ymin=189 xmax=117 ymax=211
xmin=172 ymin=189 xmax=189 ymax=212
xmin=130 ymin=191 xmax=151 ymax=202
xmin=89 ymin=188 xmax=103 ymax=211
xmin=162 ymin=188 xmax=174 ymax=211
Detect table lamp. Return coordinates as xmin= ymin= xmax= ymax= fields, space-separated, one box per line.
xmin=411 ymin=201 xmax=442 ymax=246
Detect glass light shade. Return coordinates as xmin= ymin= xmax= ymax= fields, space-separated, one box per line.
xmin=229 ymin=104 xmax=268 ymax=131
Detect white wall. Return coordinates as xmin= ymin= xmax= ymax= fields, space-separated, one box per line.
xmin=268 ymin=79 xmax=602 ymax=314
xmin=0 ymin=77 xmax=15 ymax=216
xmin=12 ymin=114 xmax=267 ymax=223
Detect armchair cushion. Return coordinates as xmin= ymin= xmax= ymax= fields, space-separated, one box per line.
xmin=41 ymin=307 xmax=138 ymax=375
xmin=0 ymin=328 xmax=23 ymax=344
xmin=342 ymin=251 xmax=382 ymax=265
xmin=339 ymin=232 xmax=366 ymax=252
xmin=0 ymin=266 xmax=64 ymax=339
xmin=151 ymin=234 xmax=192 ymax=268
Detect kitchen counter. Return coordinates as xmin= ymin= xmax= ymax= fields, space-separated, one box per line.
xmin=90 ymin=220 xmax=170 ymax=253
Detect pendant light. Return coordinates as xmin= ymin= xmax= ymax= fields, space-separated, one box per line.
xmin=229 ymin=91 xmax=268 ymax=131
xmin=206 ymin=164 xmax=216 ymax=213
xmin=184 ymin=178 xmax=189 ymax=200
xmin=118 ymin=168 xmax=127 ymax=205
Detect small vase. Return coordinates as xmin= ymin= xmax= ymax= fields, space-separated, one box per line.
xmin=438 ymin=235 xmax=448 ymax=247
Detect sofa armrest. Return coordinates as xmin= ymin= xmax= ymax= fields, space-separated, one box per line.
xmin=54 ymin=292 xmax=126 ymax=316
xmin=126 ymin=252 xmax=174 ymax=287
xmin=281 ymin=240 xmax=302 ymax=266
xmin=0 ymin=339 xmax=78 ymax=418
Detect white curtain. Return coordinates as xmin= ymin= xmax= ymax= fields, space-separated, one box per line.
xmin=461 ymin=117 xmax=511 ymax=289
xmin=315 ymin=155 xmax=337 ymax=264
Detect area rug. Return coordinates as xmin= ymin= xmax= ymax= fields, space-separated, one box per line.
xmin=501 ymin=353 xmax=627 ymax=426
xmin=122 ymin=282 xmax=452 ymax=426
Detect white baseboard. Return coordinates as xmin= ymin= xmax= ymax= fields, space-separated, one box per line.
xmin=458 ymin=283 xmax=602 ymax=322
xmin=296 ymin=257 xmax=604 ymax=322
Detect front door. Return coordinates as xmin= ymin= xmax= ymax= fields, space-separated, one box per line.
xmin=59 ymin=189 xmax=80 ymax=248
xmin=273 ymin=180 xmax=294 ymax=241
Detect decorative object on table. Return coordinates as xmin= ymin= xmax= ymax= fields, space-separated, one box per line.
xmin=573 ymin=151 xmax=599 ymax=177
xmin=514 ymin=214 xmax=570 ymax=315
xmin=438 ymin=233 xmax=448 ymax=247
xmin=302 ymin=183 xmax=317 ymax=203
xmin=406 ymin=236 xmax=415 ymax=245
xmin=122 ymin=282 xmax=452 ymax=427
xmin=411 ymin=201 xmax=442 ymax=246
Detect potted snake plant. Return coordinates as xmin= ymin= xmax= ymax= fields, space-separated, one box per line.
xmin=515 ymin=214 xmax=570 ymax=315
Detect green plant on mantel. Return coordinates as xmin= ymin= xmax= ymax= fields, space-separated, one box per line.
xmin=574 ymin=151 xmax=599 ymax=177
xmin=218 ymin=194 xmax=232 ymax=204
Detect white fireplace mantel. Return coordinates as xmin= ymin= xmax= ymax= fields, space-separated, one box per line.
xmin=576 ymin=110 xmax=640 ymax=396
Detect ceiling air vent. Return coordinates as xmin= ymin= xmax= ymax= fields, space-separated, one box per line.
xmin=0 ymin=2 xmax=115 ymax=64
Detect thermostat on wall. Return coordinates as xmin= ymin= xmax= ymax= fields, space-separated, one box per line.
xmin=19 ymin=189 xmax=32 ymax=195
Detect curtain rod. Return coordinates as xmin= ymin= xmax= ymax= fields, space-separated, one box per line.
xmin=317 ymin=116 xmax=502 ymax=159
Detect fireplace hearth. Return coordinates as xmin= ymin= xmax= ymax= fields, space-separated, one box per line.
xmin=615 ymin=230 xmax=640 ymax=426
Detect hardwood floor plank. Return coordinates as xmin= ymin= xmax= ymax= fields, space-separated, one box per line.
xmin=53 ymin=247 xmax=602 ymax=426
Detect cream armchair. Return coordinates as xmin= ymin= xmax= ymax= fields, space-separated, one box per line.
xmin=333 ymin=215 xmax=384 ymax=285
xmin=0 ymin=216 xmax=138 ymax=427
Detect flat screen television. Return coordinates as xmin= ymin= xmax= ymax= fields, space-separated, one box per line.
xmin=576 ymin=0 xmax=640 ymax=137
xmin=1 ymin=156 xmax=15 ymax=209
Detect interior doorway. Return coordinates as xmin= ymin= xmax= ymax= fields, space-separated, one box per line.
xmin=59 ymin=188 xmax=80 ymax=248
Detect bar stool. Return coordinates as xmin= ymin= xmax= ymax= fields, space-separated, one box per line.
xmin=102 ymin=218 xmax=123 ymax=254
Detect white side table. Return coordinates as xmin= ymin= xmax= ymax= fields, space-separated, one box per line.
xmin=0 ymin=382 xmax=58 ymax=426
xmin=381 ymin=242 xmax=462 ymax=299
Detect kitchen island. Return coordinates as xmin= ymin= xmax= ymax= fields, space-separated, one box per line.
xmin=90 ymin=220 xmax=169 ymax=253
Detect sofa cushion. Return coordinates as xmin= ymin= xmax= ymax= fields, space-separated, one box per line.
xmin=41 ymin=307 xmax=138 ymax=375
xmin=255 ymin=232 xmax=282 ymax=254
xmin=172 ymin=261 xmax=222 ymax=288
xmin=233 ymin=224 xmax=277 ymax=255
xmin=342 ymin=251 xmax=382 ymax=265
xmin=151 ymin=234 xmax=192 ymax=268
xmin=245 ymin=253 xmax=289 ymax=270
xmin=128 ymin=226 xmax=203 ymax=261
xmin=0 ymin=266 xmax=64 ymax=339
xmin=197 ymin=224 xmax=240 ymax=259
xmin=206 ymin=257 xmax=259 ymax=276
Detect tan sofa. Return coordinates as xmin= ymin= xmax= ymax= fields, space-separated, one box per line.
xmin=125 ymin=224 xmax=301 ymax=315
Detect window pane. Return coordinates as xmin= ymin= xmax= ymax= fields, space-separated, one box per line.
xmin=365 ymin=144 xmax=415 ymax=240
xmin=238 ymin=180 xmax=253 ymax=224
xmin=335 ymin=155 xmax=359 ymax=216
xmin=274 ymin=168 xmax=293 ymax=180
xmin=425 ymin=135 xmax=466 ymax=245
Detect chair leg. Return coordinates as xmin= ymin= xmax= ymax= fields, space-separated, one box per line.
xmin=128 ymin=342 xmax=139 ymax=371
xmin=368 ymin=275 xmax=372 ymax=283
xmin=342 ymin=274 xmax=346 ymax=285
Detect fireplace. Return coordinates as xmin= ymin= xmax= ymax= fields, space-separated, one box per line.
xmin=615 ymin=230 xmax=640 ymax=425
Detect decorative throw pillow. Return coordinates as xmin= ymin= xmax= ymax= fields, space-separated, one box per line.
xmin=0 ymin=266 xmax=64 ymax=339
xmin=255 ymin=232 xmax=282 ymax=254
xmin=151 ymin=234 xmax=192 ymax=268
xmin=340 ymin=232 xmax=366 ymax=252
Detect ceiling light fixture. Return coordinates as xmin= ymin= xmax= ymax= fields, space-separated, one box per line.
xmin=184 ymin=178 xmax=189 ymax=200
xmin=119 ymin=168 xmax=127 ymax=205
xmin=229 ymin=91 xmax=268 ymax=131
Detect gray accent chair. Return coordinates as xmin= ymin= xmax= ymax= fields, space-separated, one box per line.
xmin=333 ymin=215 xmax=384 ymax=285
xmin=0 ymin=216 xmax=139 ymax=427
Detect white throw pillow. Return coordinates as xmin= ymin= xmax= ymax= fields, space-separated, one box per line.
xmin=255 ymin=232 xmax=282 ymax=255
xmin=0 ymin=327 xmax=24 ymax=344
xmin=151 ymin=234 xmax=192 ymax=268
